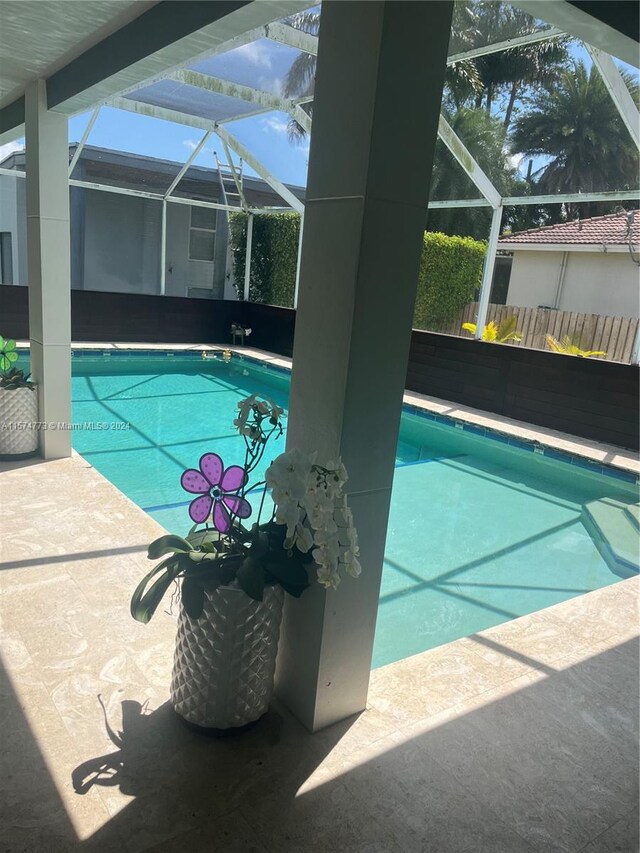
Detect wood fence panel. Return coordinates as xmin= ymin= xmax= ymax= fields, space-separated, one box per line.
xmin=437 ymin=302 xmax=638 ymax=363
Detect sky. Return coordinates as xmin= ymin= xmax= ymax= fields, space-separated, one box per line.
xmin=0 ymin=18 xmax=637 ymax=193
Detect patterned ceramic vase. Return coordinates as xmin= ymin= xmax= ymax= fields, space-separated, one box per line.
xmin=0 ymin=386 xmax=38 ymax=457
xmin=170 ymin=582 xmax=284 ymax=731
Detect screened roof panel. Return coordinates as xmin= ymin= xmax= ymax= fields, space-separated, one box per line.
xmin=125 ymin=80 xmax=267 ymax=123
xmin=188 ymin=38 xmax=308 ymax=95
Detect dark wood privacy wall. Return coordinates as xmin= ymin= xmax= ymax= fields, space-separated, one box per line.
xmin=2 ymin=286 xmax=637 ymax=449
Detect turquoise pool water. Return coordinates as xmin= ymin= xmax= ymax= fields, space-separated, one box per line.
xmin=18 ymin=351 xmax=639 ymax=667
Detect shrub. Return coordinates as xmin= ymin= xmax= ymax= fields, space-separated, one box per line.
xmin=414 ymin=232 xmax=486 ymax=331
xmin=230 ymin=217 xmax=485 ymax=328
xmin=230 ymin=212 xmax=300 ymax=307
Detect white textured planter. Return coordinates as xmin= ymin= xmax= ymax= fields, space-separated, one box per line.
xmin=0 ymin=386 xmax=38 ymax=457
xmin=171 ymin=583 xmax=284 ymax=731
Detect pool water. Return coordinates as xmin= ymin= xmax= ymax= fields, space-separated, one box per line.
xmin=19 ymin=352 xmax=640 ymax=667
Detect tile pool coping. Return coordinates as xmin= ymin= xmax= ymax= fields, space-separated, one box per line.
xmin=16 ymin=340 xmax=640 ymax=483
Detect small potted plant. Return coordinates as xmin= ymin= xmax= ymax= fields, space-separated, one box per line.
xmin=0 ymin=336 xmax=38 ymax=459
xmin=131 ymin=394 xmax=361 ymax=732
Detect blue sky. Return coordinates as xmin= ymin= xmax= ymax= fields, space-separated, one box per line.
xmin=1 ymin=28 xmax=637 ymax=190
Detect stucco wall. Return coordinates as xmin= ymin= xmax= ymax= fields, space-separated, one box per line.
xmin=164 ymin=203 xmax=224 ymax=299
xmin=83 ymin=190 xmax=161 ymax=294
xmin=507 ymin=249 xmax=639 ymax=318
xmin=0 ymin=175 xmax=27 ymax=285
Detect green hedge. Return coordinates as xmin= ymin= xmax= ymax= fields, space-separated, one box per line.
xmin=414 ymin=232 xmax=486 ymax=331
xmin=230 ymin=212 xmax=300 ymax=307
xmin=229 ymin=215 xmax=485 ymax=327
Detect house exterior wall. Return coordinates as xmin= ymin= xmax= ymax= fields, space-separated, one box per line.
xmin=82 ymin=189 xmax=161 ymax=294
xmin=164 ymin=203 xmax=226 ymax=299
xmin=506 ymin=249 xmax=640 ymax=318
xmin=0 ymin=174 xmax=27 ymax=284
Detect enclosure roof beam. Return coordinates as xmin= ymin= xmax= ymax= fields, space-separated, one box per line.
xmin=512 ymin=1 xmax=638 ymax=66
xmin=437 ymin=115 xmax=502 ymax=208
xmin=263 ymin=22 xmax=564 ymax=67
xmin=173 ymin=70 xmax=312 ymax=134
xmin=109 ymin=95 xmax=219 ymax=131
xmin=447 ymin=27 xmax=564 ymax=65
xmin=164 ymin=130 xmax=211 ymax=199
xmin=68 ymin=107 xmax=101 ymax=176
xmin=265 ymin=21 xmax=319 ymax=55
xmin=502 ymin=189 xmax=640 ymax=205
xmin=586 ymin=46 xmax=640 ymax=150
xmin=214 ymin=123 xmax=304 ymax=213
xmin=46 ymin=1 xmax=314 ymax=116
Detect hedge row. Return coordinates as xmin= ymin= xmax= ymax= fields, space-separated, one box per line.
xmin=230 ymin=212 xmax=300 ymax=308
xmin=415 ymin=232 xmax=486 ymax=330
xmin=229 ymin=212 xmax=486 ymax=327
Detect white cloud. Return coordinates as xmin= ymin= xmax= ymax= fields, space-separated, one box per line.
xmin=262 ymin=116 xmax=290 ymax=135
xmin=183 ymin=139 xmax=199 ymax=152
xmin=234 ymin=42 xmax=273 ymax=70
xmin=0 ymin=140 xmax=24 ymax=164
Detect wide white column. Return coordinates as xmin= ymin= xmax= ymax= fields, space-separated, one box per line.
xmin=25 ymin=80 xmax=72 ymax=459
xmin=275 ymin=0 xmax=454 ymax=731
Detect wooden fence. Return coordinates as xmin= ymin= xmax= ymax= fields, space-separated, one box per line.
xmin=436 ymin=302 xmax=639 ymax=363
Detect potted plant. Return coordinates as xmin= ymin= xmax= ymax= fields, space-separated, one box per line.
xmin=0 ymin=336 xmax=38 ymax=459
xmin=131 ymin=394 xmax=361 ymax=733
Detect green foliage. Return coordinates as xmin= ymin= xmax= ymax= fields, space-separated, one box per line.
xmin=462 ymin=316 xmax=523 ymax=343
xmin=414 ymin=232 xmax=486 ymax=331
xmin=229 ymin=212 xmax=301 ymax=307
xmin=545 ymin=334 xmax=607 ymax=359
xmin=0 ymin=336 xmax=32 ymax=389
xmin=130 ymin=521 xmax=311 ymax=624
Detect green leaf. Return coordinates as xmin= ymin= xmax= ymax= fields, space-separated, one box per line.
xmin=181 ymin=577 xmax=205 ymax=619
xmin=263 ymin=551 xmax=310 ymax=596
xmin=147 ymin=534 xmax=192 ymax=560
xmin=130 ymin=556 xmax=180 ymax=623
xmin=237 ymin=556 xmax=265 ymax=601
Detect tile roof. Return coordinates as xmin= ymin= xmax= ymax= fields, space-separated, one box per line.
xmin=499 ymin=212 xmax=639 ymax=246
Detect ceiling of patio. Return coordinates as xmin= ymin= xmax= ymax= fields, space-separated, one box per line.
xmin=0 ymin=0 xmax=157 ymax=109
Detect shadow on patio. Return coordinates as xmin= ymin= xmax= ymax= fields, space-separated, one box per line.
xmin=2 ymin=636 xmax=637 ymax=852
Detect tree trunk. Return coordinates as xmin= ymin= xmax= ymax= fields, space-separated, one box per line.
xmin=503 ymin=82 xmax=518 ymax=130
xmin=486 ymin=82 xmax=493 ymax=114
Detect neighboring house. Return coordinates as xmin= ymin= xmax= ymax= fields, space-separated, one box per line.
xmin=496 ymin=212 xmax=640 ymax=318
xmin=0 ymin=145 xmax=305 ymax=299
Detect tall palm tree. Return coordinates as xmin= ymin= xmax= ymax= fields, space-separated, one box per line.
xmin=510 ymin=60 xmax=639 ymax=217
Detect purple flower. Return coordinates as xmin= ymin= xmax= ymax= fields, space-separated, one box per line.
xmin=180 ymin=453 xmax=251 ymax=532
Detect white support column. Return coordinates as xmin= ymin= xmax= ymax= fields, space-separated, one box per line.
xmin=24 ymin=80 xmax=71 ymax=459
xmin=474 ymin=205 xmax=503 ymax=340
xmin=160 ymin=201 xmax=167 ymax=295
xmin=293 ymin=212 xmax=304 ymax=309
xmin=275 ymin=0 xmax=454 ymax=732
xmin=243 ymin=213 xmax=253 ymax=301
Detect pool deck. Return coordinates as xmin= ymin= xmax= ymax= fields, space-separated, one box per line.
xmin=1 ymin=449 xmax=638 ymax=852
xmin=16 ymin=340 xmax=639 ymax=477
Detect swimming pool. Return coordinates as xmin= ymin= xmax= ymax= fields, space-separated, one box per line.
xmin=17 ymin=350 xmax=640 ymax=667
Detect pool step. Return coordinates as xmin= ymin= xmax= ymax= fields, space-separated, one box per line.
xmin=581 ymin=498 xmax=640 ymax=578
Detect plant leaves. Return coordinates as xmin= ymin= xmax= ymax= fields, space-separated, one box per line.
xmin=130 ymin=556 xmax=180 ymax=623
xmin=263 ymin=551 xmax=310 ymax=595
xmin=147 ymin=534 xmax=192 ymax=560
xmin=237 ymin=556 xmax=265 ymax=601
xmin=181 ymin=577 xmax=205 ymax=619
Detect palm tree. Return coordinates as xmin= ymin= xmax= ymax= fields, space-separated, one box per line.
xmin=510 ymin=61 xmax=639 ymax=217
xmin=427 ymin=107 xmax=516 ymax=238
xmin=281 ymin=11 xmax=319 ymax=143
xmin=469 ymin=4 xmax=568 ymax=125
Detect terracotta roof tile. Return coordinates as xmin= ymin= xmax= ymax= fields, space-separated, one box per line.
xmin=499 ymin=212 xmax=639 ymax=246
